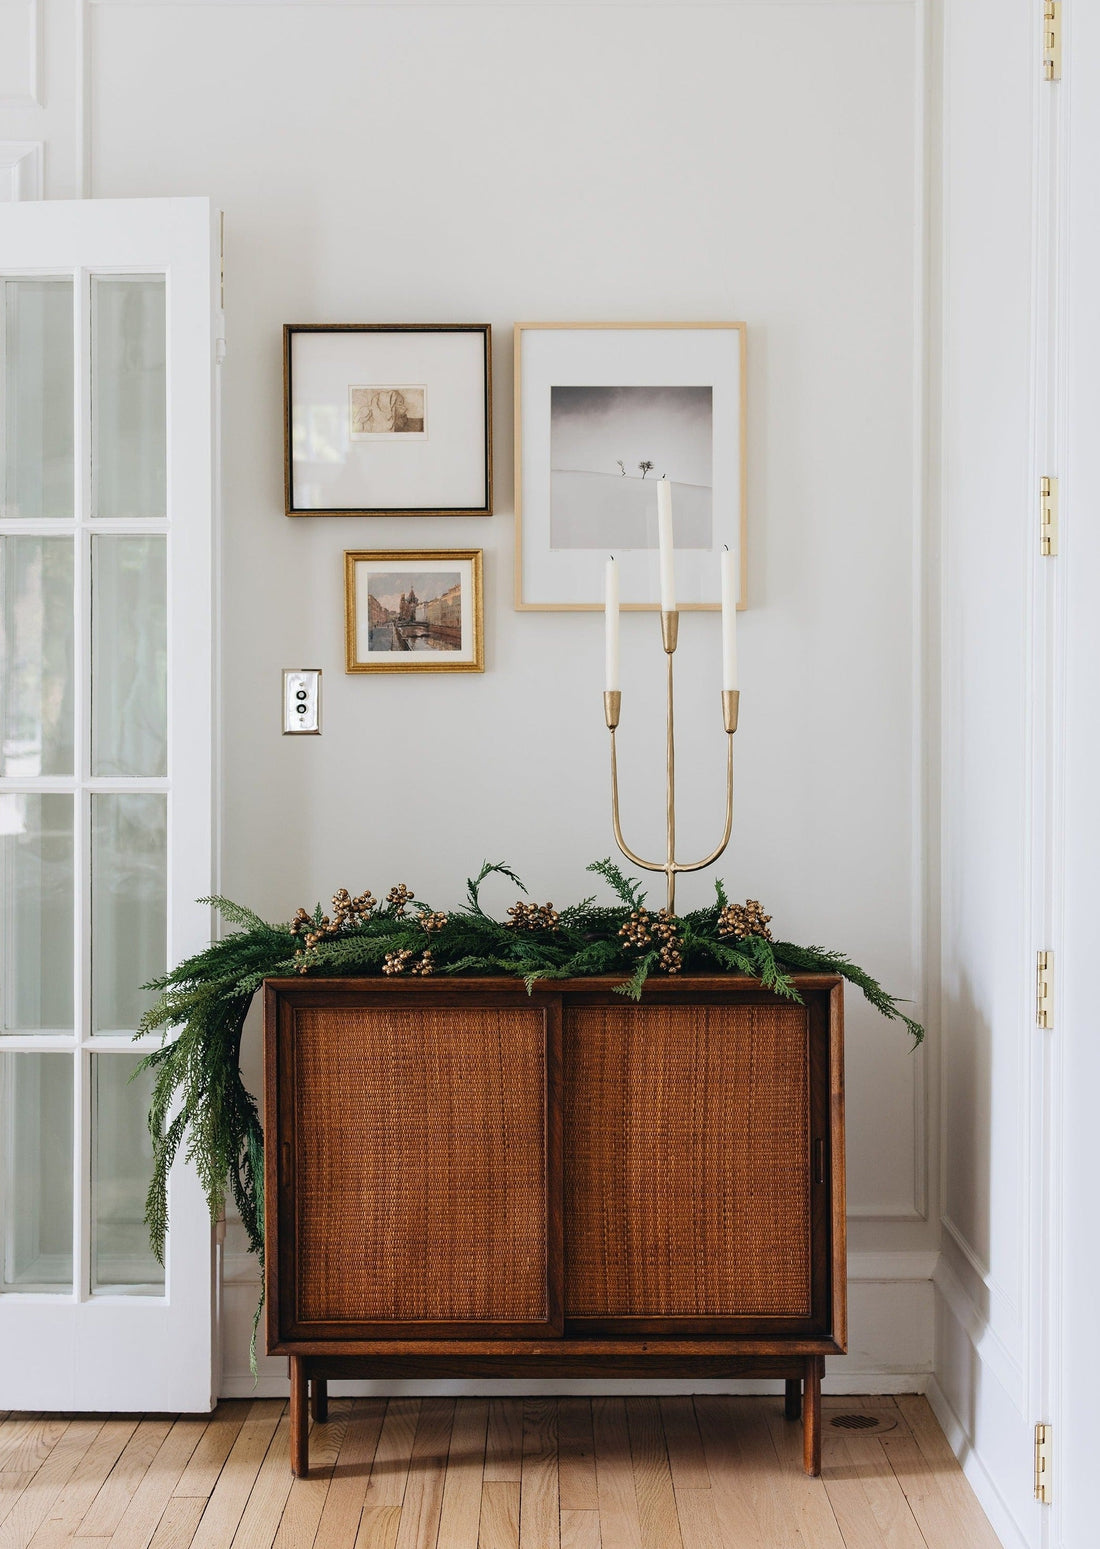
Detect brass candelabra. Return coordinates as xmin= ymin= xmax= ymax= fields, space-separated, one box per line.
xmin=603 ymin=610 xmax=739 ymax=916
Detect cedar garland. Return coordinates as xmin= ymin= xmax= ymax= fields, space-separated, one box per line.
xmin=135 ymin=858 xmax=923 ymax=1361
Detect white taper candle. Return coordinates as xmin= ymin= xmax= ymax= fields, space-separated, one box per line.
xmin=721 ymin=545 xmax=739 ymax=690
xmin=656 ymin=477 xmax=676 ymax=613
xmin=604 ymin=555 xmax=620 ymax=691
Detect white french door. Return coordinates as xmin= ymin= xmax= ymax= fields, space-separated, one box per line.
xmin=0 ymin=198 xmax=219 ymax=1410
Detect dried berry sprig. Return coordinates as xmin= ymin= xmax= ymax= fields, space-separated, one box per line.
xmin=505 ymin=900 xmax=561 ymax=932
xmin=620 ymin=908 xmax=653 ymax=948
xmin=717 ymin=899 xmax=773 ymax=941
xmin=383 ymin=947 xmax=433 ymax=976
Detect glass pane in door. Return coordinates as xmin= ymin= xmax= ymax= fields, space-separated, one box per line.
xmin=0 ymin=536 xmax=75 ymax=778
xmin=90 ymin=793 xmax=167 ymax=1034
xmin=91 ymin=536 xmax=166 ymax=777
xmin=91 ymin=1054 xmax=164 ymax=1293
xmin=91 ymin=278 xmax=166 ymax=520
xmin=0 ymin=793 xmax=74 ymax=1034
xmin=1 ymin=279 xmax=75 ymax=520
xmin=0 ymin=1052 xmax=73 ymax=1292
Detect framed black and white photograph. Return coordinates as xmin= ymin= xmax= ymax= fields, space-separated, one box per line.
xmin=344 ymin=549 xmax=484 ymax=673
xmin=514 ymin=323 xmax=746 ymax=610
xmin=285 ymin=325 xmax=492 ymax=516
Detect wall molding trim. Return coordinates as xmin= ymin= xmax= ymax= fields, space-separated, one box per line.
xmin=0 ymin=0 xmax=42 ymax=108
xmin=933 ymin=1250 xmax=1025 ymax=1412
xmin=849 ymin=1250 xmax=939 ymax=1282
xmin=87 ymin=1 xmax=920 ymax=9
xmin=925 ymin=1375 xmax=1030 ymax=1549
xmin=846 ymin=1202 xmax=927 ymax=1222
xmin=221 ymin=1248 xmax=942 ymax=1288
xmin=0 ymin=140 xmax=42 ymax=199
xmin=221 ymin=1369 xmax=935 ymax=1400
xmin=940 ymin=1209 xmax=992 ymax=1282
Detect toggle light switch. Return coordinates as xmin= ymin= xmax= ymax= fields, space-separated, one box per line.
xmin=283 ymin=669 xmax=321 ymax=734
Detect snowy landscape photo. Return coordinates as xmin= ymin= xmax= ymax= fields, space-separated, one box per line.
xmin=549 ymin=384 xmax=713 ymax=550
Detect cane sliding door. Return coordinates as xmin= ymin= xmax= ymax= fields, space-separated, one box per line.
xmin=0 ymin=199 xmax=219 ymax=1410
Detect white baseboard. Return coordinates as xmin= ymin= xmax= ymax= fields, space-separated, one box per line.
xmin=220 ymin=1370 xmax=932 ymax=1400
xmin=925 ymin=1374 xmax=1023 ymax=1549
xmin=219 ymin=1248 xmax=938 ymax=1400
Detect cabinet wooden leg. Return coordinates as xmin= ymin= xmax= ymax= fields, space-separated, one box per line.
xmin=290 ymin=1356 xmax=309 ymax=1476
xmin=310 ymin=1377 xmax=328 ymax=1424
xmin=802 ymin=1356 xmax=822 ymax=1476
xmin=784 ymin=1378 xmax=802 ymax=1421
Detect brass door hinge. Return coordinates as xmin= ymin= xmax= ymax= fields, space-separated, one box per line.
xmin=1035 ymin=1422 xmax=1052 ymax=1503
xmin=1041 ymin=476 xmax=1059 ymax=556
xmin=1043 ymin=2 xmax=1062 ymax=81
xmin=215 ymin=210 xmax=227 ymax=363
xmin=1037 ymin=951 xmax=1054 ymax=1029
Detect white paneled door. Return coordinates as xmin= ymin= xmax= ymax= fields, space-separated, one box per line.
xmin=0 ymin=198 xmax=219 ymax=1410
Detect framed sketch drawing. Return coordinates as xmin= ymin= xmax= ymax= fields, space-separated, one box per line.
xmin=514 ymin=322 xmax=746 ymax=610
xmin=345 ymin=550 xmax=484 ymax=673
xmin=285 ymin=324 xmax=492 ymax=516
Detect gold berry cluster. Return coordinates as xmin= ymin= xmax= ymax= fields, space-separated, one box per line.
xmin=290 ymin=887 xmax=378 ymax=959
xmin=386 ymin=883 xmax=413 ymax=915
xmin=653 ymin=909 xmax=683 ymax=974
xmin=717 ymin=899 xmax=773 ymax=941
xmin=383 ymin=948 xmax=433 ymax=976
xmin=504 ymin=900 xmax=561 ymax=932
xmin=620 ymin=908 xmax=654 ymax=948
xmin=418 ymin=910 xmax=449 ymax=934
xmin=331 ymin=888 xmax=376 ymax=928
xmin=619 ymin=907 xmax=682 ymax=972
xmin=291 ymin=886 xmax=385 ymax=966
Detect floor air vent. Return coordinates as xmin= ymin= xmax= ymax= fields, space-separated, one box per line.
xmin=828 ymin=1412 xmax=899 ymax=1433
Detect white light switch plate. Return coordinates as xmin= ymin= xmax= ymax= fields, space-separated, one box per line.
xmin=283 ymin=669 xmax=321 ymax=734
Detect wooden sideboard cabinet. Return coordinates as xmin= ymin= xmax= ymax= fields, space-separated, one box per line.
xmin=263 ymin=974 xmax=846 ymax=1477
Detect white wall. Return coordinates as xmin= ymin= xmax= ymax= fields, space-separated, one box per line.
xmin=3 ymin=0 xmax=937 ymax=1398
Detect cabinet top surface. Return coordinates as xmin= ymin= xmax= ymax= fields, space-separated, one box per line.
xmin=262 ymin=973 xmax=844 ymax=995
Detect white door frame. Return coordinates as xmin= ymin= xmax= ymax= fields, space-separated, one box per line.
xmin=1049 ymin=4 xmax=1100 ymax=1541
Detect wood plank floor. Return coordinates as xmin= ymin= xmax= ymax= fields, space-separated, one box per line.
xmin=0 ymin=1395 xmax=1002 ymax=1549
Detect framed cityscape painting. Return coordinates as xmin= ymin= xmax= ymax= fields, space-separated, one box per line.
xmin=285 ymin=324 xmax=492 ymax=516
xmin=513 ymin=322 xmax=746 ymax=610
xmin=344 ymin=550 xmax=484 ymax=673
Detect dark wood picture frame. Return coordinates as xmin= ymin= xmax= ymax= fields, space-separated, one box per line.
xmin=283 ymin=323 xmax=493 ymax=517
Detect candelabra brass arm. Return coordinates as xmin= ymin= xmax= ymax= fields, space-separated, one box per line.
xmin=609 ymin=728 xmax=665 ymax=874
xmin=604 ymin=613 xmax=740 ymax=915
xmin=668 ymin=730 xmax=734 ymax=875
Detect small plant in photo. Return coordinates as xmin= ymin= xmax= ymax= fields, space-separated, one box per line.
xmin=638 ymin=460 xmax=655 ymax=478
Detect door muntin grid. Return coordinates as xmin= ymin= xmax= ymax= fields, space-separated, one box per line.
xmin=0 ymin=270 xmax=169 ymax=1301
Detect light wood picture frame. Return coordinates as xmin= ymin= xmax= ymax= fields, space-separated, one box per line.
xmin=514 ymin=322 xmax=747 ymax=611
xmin=345 ymin=549 xmax=485 ymax=673
xmin=285 ymin=324 xmax=492 ymax=517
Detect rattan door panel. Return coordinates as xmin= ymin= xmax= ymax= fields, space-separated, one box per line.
xmin=564 ymin=1001 xmax=823 ymax=1334
xmin=274 ymin=997 xmax=562 ymax=1340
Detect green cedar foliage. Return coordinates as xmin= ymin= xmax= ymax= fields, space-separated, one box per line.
xmin=135 ymin=861 xmax=923 ymax=1367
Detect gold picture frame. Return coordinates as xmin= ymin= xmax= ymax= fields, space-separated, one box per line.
xmin=513 ymin=321 xmax=747 ymax=611
xmin=344 ymin=549 xmax=485 ymax=674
